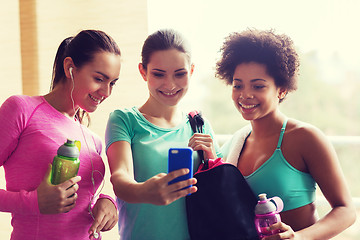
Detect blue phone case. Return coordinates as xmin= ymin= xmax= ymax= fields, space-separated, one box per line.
xmin=168 ymin=147 xmax=194 ymax=186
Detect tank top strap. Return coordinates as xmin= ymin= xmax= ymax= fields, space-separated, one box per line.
xmin=276 ymin=119 xmax=288 ymax=149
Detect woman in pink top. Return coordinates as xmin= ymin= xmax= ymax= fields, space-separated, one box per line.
xmin=0 ymin=30 xmax=121 ymax=240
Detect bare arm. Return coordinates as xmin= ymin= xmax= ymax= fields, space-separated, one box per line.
xmin=298 ymin=127 xmax=355 ymax=239
xmin=107 ymin=141 xmax=197 ymax=205
xmin=267 ymin=126 xmax=356 ymax=240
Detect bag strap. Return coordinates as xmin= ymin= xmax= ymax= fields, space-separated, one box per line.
xmin=188 ymin=111 xmax=209 ymax=170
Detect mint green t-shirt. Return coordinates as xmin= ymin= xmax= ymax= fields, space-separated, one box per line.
xmin=105 ymin=107 xmax=222 ymax=240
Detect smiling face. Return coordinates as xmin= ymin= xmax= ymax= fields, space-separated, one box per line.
xmin=232 ymin=62 xmax=286 ymax=121
xmin=71 ymin=51 xmax=121 ymax=113
xmin=139 ymin=48 xmax=194 ymax=108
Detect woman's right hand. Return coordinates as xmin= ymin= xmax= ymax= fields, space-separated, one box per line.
xmin=140 ymin=168 xmax=197 ymax=205
xmin=37 ymin=164 xmax=81 ymax=214
xmin=188 ymin=133 xmax=216 ymax=160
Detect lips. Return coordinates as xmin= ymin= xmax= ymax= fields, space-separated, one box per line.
xmin=89 ymin=94 xmax=103 ymax=104
xmin=159 ymin=89 xmax=181 ymax=96
xmin=239 ymin=102 xmax=259 ymax=113
xmin=240 ymin=103 xmax=259 ymax=109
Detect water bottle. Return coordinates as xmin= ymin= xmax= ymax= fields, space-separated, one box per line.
xmin=51 ymin=139 xmax=80 ymax=185
xmin=254 ymin=193 xmax=284 ymax=238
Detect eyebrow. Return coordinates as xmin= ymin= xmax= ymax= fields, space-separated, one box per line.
xmin=95 ymin=71 xmax=119 ymax=81
xmin=151 ymin=68 xmax=187 ymax=72
xmin=95 ymin=71 xmax=110 ymax=79
xmin=233 ymin=78 xmax=266 ymax=83
xmin=152 ymin=68 xmax=165 ymax=72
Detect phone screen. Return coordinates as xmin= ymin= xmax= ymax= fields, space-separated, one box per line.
xmin=168 ymin=147 xmax=194 ymax=186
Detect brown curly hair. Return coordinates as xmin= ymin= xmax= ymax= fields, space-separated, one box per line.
xmin=215 ymin=29 xmax=299 ymax=92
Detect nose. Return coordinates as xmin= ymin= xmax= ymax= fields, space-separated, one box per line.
xmin=99 ymin=83 xmax=111 ymax=97
xmin=163 ymin=76 xmax=176 ymax=91
xmin=239 ymin=88 xmax=254 ymax=99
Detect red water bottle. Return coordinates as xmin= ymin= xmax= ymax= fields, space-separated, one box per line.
xmin=254 ymin=193 xmax=284 ymax=238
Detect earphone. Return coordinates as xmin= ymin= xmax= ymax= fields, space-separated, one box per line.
xmin=68 ymin=66 xmax=103 ymax=239
xmin=69 ymin=67 xmax=76 ymax=115
xmin=69 ymin=67 xmax=74 ymax=80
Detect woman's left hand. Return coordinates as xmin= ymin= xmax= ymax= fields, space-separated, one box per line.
xmin=188 ymin=133 xmax=216 ymax=160
xmin=262 ymin=222 xmax=302 ymax=240
xmin=88 ymin=198 xmax=118 ymax=239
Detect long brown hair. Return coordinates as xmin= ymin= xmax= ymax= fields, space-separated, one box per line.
xmin=51 ymin=30 xmax=121 ymax=125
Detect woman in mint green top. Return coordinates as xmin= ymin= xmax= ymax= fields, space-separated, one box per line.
xmin=216 ymin=29 xmax=355 ymax=239
xmin=105 ymin=29 xmax=221 ymax=240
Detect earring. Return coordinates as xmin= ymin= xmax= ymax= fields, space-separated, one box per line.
xmin=279 ymin=91 xmax=287 ymax=100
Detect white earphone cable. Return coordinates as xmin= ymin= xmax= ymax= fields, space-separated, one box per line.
xmin=70 ymin=70 xmax=104 ymax=238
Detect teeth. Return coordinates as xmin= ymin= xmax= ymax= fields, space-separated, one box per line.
xmin=89 ymin=94 xmax=102 ymax=103
xmin=240 ymin=103 xmax=257 ymax=109
xmin=162 ymin=92 xmax=176 ymax=96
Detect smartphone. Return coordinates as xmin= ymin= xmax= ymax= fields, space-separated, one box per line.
xmin=168 ymin=147 xmax=194 ymax=186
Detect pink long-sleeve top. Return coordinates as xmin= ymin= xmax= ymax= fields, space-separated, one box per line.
xmin=0 ymin=95 xmax=114 ymax=240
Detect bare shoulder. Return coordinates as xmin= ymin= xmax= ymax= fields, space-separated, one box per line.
xmin=284 ymin=118 xmax=335 ymax=158
xmin=285 ymin=118 xmax=328 ymax=144
xmin=285 ymin=118 xmax=336 ymax=166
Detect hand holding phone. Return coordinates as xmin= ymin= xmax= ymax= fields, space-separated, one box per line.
xmin=168 ymin=147 xmax=194 ymax=187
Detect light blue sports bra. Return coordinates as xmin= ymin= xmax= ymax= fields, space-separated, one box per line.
xmin=244 ymin=119 xmax=316 ymax=211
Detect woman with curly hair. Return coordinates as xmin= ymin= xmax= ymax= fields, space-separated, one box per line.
xmin=217 ymin=29 xmax=355 ymax=239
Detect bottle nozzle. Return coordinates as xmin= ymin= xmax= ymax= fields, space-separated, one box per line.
xmin=258 ymin=193 xmax=267 ymax=201
xmin=65 ymin=139 xmax=76 ymax=146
